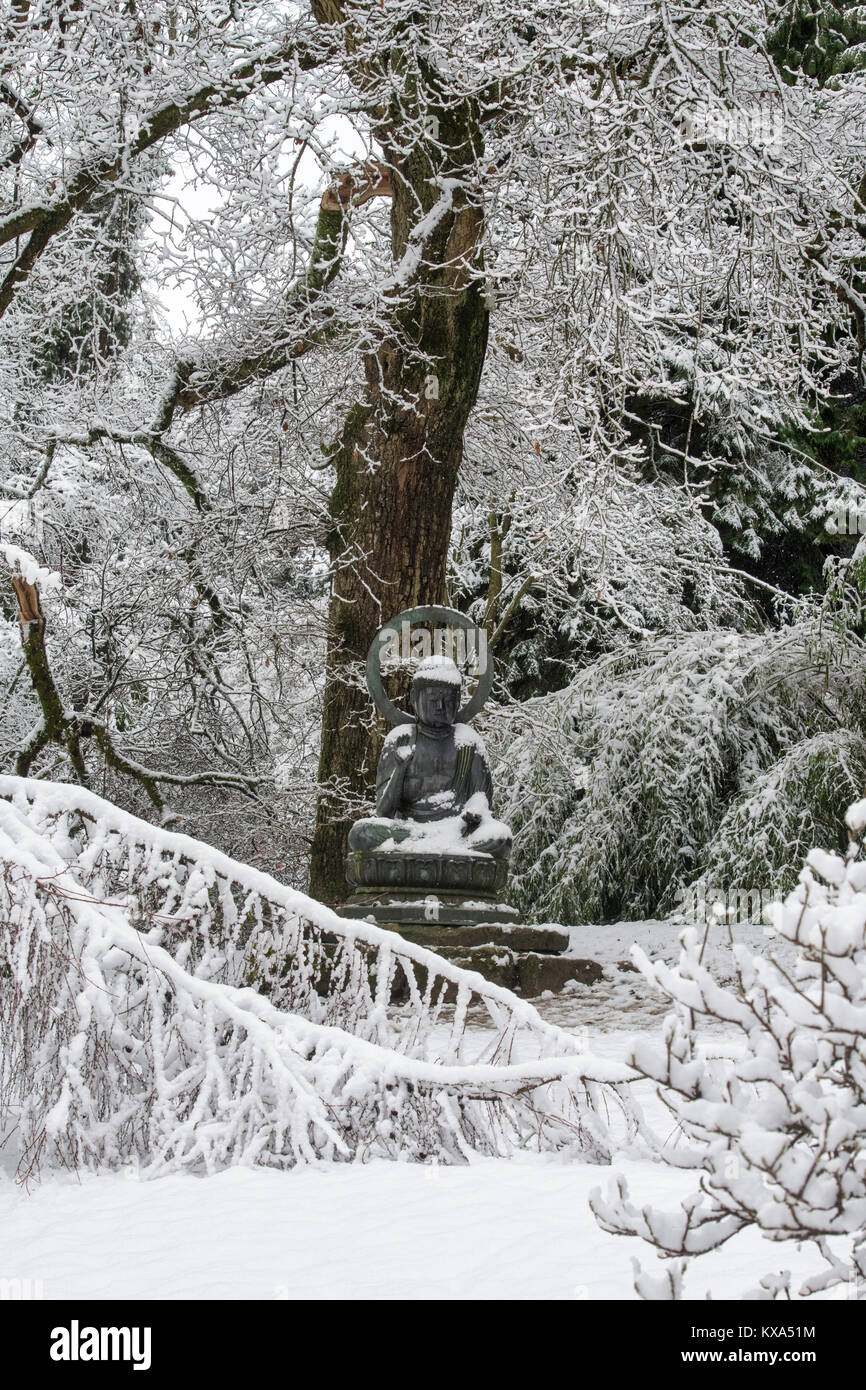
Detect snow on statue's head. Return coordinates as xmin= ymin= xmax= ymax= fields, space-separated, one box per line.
xmin=410 ymin=656 xmax=462 ymax=728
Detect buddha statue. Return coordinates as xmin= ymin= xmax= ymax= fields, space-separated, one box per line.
xmin=347 ymin=655 xmax=512 ymax=862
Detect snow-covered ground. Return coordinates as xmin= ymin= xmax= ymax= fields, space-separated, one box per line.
xmin=545 ymin=918 xmax=789 ymax=1035
xmin=0 ymin=917 xmax=825 ymax=1302
xmin=0 ymin=1149 xmax=828 ymax=1302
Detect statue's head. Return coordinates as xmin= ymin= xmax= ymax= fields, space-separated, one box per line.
xmin=410 ymin=656 xmax=462 ymax=729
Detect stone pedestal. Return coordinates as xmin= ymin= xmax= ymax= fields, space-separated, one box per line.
xmin=346 ymin=848 xmax=508 ymax=894
xmin=343 ymin=849 xmax=518 ymax=927
xmin=340 ymin=888 xmax=520 ymax=928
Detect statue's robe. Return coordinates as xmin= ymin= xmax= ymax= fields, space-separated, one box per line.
xmin=348 ymin=724 xmax=510 ymax=859
xmin=376 ymin=724 xmax=492 ymax=821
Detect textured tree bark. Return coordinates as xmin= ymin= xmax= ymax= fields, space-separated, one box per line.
xmin=309 ymin=80 xmax=489 ymax=902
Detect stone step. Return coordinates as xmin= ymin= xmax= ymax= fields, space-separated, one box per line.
xmin=316 ymin=921 xmax=600 ymax=1001
xmin=385 ymin=922 xmax=570 ymax=955
xmin=380 ymin=922 xmax=603 ymax=997
xmin=383 ymin=942 xmax=601 ymax=1001
xmin=434 ymin=944 xmax=602 ymax=998
xmin=340 ymin=890 xmax=520 ymax=928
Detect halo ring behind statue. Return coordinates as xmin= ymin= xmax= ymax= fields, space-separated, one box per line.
xmin=367 ymin=605 xmax=492 ymax=726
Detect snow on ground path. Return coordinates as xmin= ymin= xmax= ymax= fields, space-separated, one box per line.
xmin=532 ymin=919 xmax=793 ymax=1035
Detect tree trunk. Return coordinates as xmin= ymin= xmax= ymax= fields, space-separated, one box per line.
xmin=309 ymin=94 xmax=489 ymax=903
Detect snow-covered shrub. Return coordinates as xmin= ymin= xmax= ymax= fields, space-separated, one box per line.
xmin=699 ymin=729 xmax=866 ymax=898
xmin=590 ymin=799 xmax=866 ymax=1300
xmin=0 ymin=776 xmax=631 ymax=1180
xmin=488 ymin=624 xmax=866 ymax=923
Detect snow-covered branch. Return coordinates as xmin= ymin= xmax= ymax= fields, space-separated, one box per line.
xmin=590 ymin=797 xmax=866 ymax=1299
xmin=0 ymin=775 xmax=638 ymax=1179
